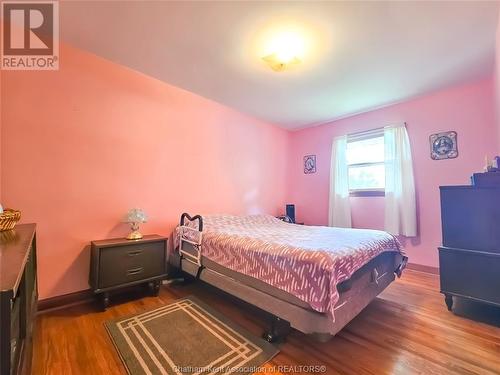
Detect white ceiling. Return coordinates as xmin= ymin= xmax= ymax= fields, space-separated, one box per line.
xmin=60 ymin=1 xmax=499 ymax=130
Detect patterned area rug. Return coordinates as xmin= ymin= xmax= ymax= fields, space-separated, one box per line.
xmin=105 ymin=296 xmax=279 ymax=375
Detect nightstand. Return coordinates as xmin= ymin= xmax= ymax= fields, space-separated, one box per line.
xmin=89 ymin=235 xmax=168 ymax=310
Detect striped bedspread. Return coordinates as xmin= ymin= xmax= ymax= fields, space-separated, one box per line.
xmin=176 ymin=214 xmax=405 ymax=318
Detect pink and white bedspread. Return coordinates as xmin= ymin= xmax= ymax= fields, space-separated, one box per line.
xmin=176 ymin=214 xmax=405 ymax=319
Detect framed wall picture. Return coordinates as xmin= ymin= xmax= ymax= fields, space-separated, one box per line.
xmin=304 ymin=155 xmax=316 ymax=174
xmin=430 ymin=131 xmax=458 ymax=160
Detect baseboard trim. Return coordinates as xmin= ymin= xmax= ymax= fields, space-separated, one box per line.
xmin=406 ymin=262 xmax=439 ymax=275
xmin=37 ymin=289 xmax=95 ymax=314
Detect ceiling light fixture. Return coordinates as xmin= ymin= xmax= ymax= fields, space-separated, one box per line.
xmin=262 ymin=53 xmax=301 ymax=72
xmin=261 ymin=29 xmax=305 ymax=72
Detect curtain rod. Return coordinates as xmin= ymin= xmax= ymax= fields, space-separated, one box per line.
xmin=347 ymin=122 xmax=407 ymax=138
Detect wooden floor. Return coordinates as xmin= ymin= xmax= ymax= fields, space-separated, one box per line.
xmin=33 ymin=270 xmax=500 ymax=375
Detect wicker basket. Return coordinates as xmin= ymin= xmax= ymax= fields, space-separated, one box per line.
xmin=0 ymin=209 xmax=21 ymax=231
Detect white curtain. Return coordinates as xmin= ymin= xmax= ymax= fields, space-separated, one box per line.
xmin=384 ymin=125 xmax=417 ymax=236
xmin=328 ymin=135 xmax=352 ymax=228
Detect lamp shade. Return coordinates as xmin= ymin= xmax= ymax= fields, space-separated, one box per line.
xmin=124 ymin=208 xmax=147 ymax=224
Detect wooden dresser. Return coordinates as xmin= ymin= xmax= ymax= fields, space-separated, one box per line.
xmin=0 ymin=224 xmax=37 ymax=375
xmin=439 ymin=186 xmax=500 ymax=311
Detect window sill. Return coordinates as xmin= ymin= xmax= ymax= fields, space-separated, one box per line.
xmin=349 ymin=190 xmax=385 ymax=197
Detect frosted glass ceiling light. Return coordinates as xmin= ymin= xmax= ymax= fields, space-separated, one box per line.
xmin=262 ymin=29 xmax=305 ymax=72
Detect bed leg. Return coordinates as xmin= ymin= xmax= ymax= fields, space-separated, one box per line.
xmin=263 ymin=316 xmax=290 ymax=343
xmin=181 ymin=274 xmax=196 ymax=285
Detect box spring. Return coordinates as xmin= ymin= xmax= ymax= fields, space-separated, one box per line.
xmin=169 ymin=246 xmax=400 ymax=337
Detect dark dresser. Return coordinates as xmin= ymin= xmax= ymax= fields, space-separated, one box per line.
xmin=89 ymin=235 xmax=168 ymax=310
xmin=0 ymin=224 xmax=38 ymax=375
xmin=439 ymin=185 xmax=500 ymax=311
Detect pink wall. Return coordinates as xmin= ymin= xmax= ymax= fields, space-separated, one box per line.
xmin=1 ymin=45 xmax=289 ymax=299
xmin=495 ymin=9 xmax=500 ymax=151
xmin=287 ymin=79 xmax=497 ymax=267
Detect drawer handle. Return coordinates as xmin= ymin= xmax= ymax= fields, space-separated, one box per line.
xmin=128 ymin=250 xmax=143 ymax=256
xmin=127 ymin=267 xmax=144 ymax=276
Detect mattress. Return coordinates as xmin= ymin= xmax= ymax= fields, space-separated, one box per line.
xmin=174 ymin=244 xmax=400 ymax=311
xmin=176 ymin=214 xmax=405 ymax=320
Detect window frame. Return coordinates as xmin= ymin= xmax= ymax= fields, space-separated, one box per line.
xmin=346 ymin=130 xmax=386 ymax=197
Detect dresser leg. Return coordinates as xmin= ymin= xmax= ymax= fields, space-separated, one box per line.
xmin=444 ymin=294 xmax=453 ymax=311
xmin=102 ymin=292 xmax=110 ymax=311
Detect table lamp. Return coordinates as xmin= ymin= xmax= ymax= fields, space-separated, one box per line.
xmin=124 ymin=208 xmax=147 ymax=240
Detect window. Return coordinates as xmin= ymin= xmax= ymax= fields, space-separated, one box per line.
xmin=346 ymin=131 xmax=385 ymax=195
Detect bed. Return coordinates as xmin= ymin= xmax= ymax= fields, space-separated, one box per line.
xmin=170 ymin=213 xmax=407 ymax=342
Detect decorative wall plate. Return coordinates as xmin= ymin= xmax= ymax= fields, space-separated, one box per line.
xmin=304 ymin=155 xmax=316 ymax=174
xmin=430 ymin=131 xmax=458 ymax=160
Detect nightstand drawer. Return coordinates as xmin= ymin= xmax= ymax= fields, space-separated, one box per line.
xmin=98 ymin=241 xmax=165 ymax=288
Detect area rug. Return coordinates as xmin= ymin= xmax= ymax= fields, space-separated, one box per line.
xmin=105 ymin=296 xmax=279 ymax=375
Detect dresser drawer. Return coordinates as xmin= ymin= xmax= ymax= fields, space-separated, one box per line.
xmin=440 ymin=187 xmax=500 ymax=253
xmin=439 ymin=247 xmax=500 ymax=305
xmin=98 ymin=241 xmax=166 ymax=288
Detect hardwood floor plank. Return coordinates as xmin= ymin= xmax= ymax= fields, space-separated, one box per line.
xmin=33 ymin=270 xmax=500 ymax=374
